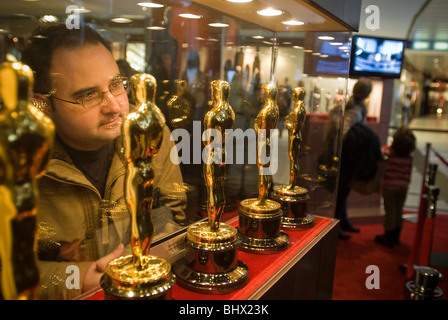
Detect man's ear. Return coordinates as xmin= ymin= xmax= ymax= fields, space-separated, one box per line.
xmin=32 ymin=94 xmax=53 ymax=119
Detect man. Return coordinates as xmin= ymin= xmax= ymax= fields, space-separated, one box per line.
xmin=342 ymin=77 xmax=372 ymax=136
xmin=336 ymin=78 xmax=373 ymax=239
xmin=21 ymin=23 xmax=186 ymax=299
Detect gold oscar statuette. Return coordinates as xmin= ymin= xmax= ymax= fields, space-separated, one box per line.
xmin=173 ymin=80 xmax=248 ymax=293
xmin=166 ymin=79 xmax=193 ymax=132
xmin=272 ymin=87 xmax=314 ymax=230
xmin=0 ymin=61 xmax=55 ymax=299
xmin=100 ymin=73 xmax=175 ymax=300
xmin=238 ymin=83 xmax=289 ymax=253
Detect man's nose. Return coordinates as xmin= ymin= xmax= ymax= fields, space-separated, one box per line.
xmin=101 ymin=91 xmax=122 ymax=113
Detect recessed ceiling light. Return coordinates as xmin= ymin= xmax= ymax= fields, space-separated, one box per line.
xmin=39 ymin=15 xmax=58 ymax=23
xmin=226 ymin=0 xmax=252 ymax=3
xmin=330 ymin=42 xmax=343 ymax=46
xmin=282 ymin=20 xmax=304 ymax=26
xmin=70 ymin=7 xmax=90 ymax=13
xmin=111 ymin=17 xmax=132 ymax=23
xmin=138 ymin=2 xmax=164 ymax=8
xmin=257 ymin=8 xmax=283 ymax=17
xmin=208 ymin=22 xmax=229 ymax=27
xmin=179 ymin=13 xmax=202 ymax=19
xmin=146 ymin=26 xmax=166 ymax=30
xmin=318 ymin=36 xmax=335 ymax=40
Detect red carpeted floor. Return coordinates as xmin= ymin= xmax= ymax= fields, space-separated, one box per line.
xmin=332 ymin=213 xmax=448 ymax=300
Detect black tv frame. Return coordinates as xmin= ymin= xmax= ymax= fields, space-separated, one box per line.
xmin=349 ymin=35 xmax=407 ymax=79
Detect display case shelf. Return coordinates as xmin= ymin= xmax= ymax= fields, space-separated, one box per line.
xmin=81 ymin=216 xmax=338 ymax=300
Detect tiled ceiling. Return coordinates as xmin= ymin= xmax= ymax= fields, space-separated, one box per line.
xmin=405 ymin=0 xmax=448 ymax=81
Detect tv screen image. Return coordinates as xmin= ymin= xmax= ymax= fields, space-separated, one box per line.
xmin=350 ymin=35 xmax=406 ymax=78
xmin=315 ymin=40 xmax=351 ymax=75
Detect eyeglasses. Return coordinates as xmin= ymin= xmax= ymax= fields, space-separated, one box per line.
xmin=46 ymin=76 xmax=130 ymax=109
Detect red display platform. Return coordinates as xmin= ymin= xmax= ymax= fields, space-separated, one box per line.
xmin=86 ymin=216 xmax=332 ymax=300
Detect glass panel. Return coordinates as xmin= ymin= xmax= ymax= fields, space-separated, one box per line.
xmin=0 ymin=0 xmax=351 ymax=299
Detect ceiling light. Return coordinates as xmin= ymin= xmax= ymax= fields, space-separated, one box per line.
xmin=138 ymin=2 xmax=164 ymax=8
xmin=179 ymin=13 xmax=202 ymax=19
xmin=111 ymin=17 xmax=132 ymax=23
xmin=434 ymin=42 xmax=448 ymax=50
xmin=282 ymin=20 xmax=304 ymax=26
xmin=146 ymin=26 xmax=166 ymax=30
xmin=70 ymin=7 xmax=90 ymax=13
xmin=40 ymin=15 xmax=58 ymax=23
xmin=252 ymin=35 xmax=264 ymax=39
xmin=412 ymin=41 xmax=429 ymax=50
xmin=208 ymin=22 xmax=229 ymax=27
xmin=257 ymin=8 xmax=283 ymax=17
xmin=318 ymin=36 xmax=335 ymax=40
xmin=330 ymin=42 xmax=343 ymax=46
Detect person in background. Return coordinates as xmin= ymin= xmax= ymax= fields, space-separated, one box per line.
xmin=375 ymin=126 xmax=416 ymax=247
xmin=21 ymin=23 xmax=186 ymax=299
xmin=342 ymin=77 xmax=372 ymax=136
xmin=336 ymin=78 xmax=373 ymax=239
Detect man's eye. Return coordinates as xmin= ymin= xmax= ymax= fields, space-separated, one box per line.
xmin=80 ymin=91 xmax=98 ymax=101
xmin=110 ymin=81 xmax=123 ymax=90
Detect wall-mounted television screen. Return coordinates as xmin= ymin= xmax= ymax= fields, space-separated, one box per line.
xmin=349 ymin=35 xmax=406 ymax=78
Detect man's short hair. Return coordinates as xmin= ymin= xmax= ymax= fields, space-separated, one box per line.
xmin=352 ymin=77 xmax=372 ymax=101
xmin=21 ymin=23 xmax=111 ymax=95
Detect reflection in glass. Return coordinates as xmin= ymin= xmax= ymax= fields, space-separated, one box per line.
xmin=1 ymin=0 xmax=352 ymax=299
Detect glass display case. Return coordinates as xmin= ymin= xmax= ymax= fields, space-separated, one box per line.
xmin=0 ymin=0 xmax=359 ymax=300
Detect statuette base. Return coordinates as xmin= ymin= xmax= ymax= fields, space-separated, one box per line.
xmin=173 ymin=221 xmax=249 ymax=294
xmin=238 ymin=198 xmax=290 ymax=254
xmin=273 ymin=185 xmax=315 ymax=230
xmin=100 ymin=255 xmax=175 ymax=300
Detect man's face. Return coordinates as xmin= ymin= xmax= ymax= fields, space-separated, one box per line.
xmin=49 ymin=43 xmax=129 ymax=151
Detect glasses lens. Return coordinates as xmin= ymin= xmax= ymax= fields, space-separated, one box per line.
xmin=82 ymin=92 xmax=102 ymax=109
xmin=110 ymin=78 xmax=129 ymax=96
xmin=81 ymin=77 xmax=129 ymax=108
